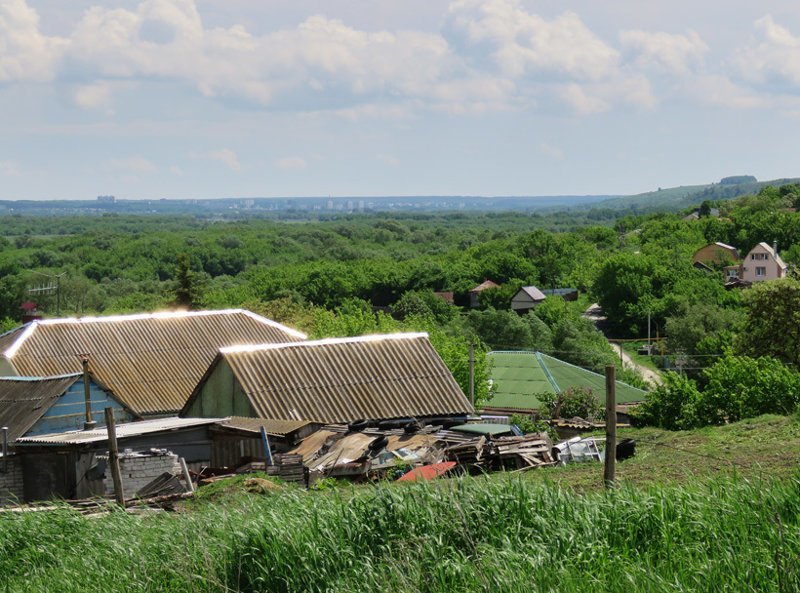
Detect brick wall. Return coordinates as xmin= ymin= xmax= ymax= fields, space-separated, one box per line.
xmin=102 ymin=449 xmax=183 ymax=497
xmin=0 ymin=456 xmax=24 ymax=505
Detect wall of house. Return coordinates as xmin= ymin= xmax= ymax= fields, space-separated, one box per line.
xmin=0 ymin=455 xmax=24 ymax=505
xmin=741 ymin=244 xmax=785 ymax=282
xmin=185 ymin=359 xmax=255 ymax=419
xmin=102 ymin=449 xmax=182 ymax=496
xmin=31 ymin=380 xmax=134 ymax=436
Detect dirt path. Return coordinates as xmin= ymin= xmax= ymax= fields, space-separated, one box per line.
xmin=584 ymin=303 xmax=662 ymax=388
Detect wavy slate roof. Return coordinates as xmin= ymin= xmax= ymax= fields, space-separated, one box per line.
xmin=0 ymin=310 xmax=306 ymax=416
xmin=0 ymin=374 xmax=83 ymax=442
xmin=195 ymin=333 xmax=473 ymax=423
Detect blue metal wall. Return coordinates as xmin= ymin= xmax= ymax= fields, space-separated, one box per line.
xmin=29 ymin=380 xmax=133 ymax=436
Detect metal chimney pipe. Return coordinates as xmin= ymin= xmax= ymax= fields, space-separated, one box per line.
xmin=773 ymin=240 xmax=778 ymax=254
xmin=82 ymin=356 xmax=96 ymax=430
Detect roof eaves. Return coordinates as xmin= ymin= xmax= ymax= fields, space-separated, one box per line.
xmin=2 ymin=321 xmax=38 ymax=359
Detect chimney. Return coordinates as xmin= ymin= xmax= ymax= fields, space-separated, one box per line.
xmin=81 ymin=356 xmax=97 ymax=430
xmin=773 ymin=240 xmax=778 ymax=254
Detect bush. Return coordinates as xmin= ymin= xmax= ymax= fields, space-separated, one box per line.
xmin=542 ymin=387 xmax=602 ymax=421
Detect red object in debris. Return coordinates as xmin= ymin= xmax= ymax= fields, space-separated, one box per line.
xmin=20 ymin=301 xmax=38 ymax=312
xmin=397 ymin=461 xmax=457 ymax=482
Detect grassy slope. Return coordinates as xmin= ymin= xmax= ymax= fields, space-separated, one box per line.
xmin=530 ymin=414 xmax=800 ymax=489
xmin=0 ymin=415 xmax=798 ymax=592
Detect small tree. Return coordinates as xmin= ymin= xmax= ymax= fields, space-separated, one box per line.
xmin=543 ymin=387 xmax=602 ymax=421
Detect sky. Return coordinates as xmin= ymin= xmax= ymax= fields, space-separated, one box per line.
xmin=2 ymin=0 xmax=800 ymax=200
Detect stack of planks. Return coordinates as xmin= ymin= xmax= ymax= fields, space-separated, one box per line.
xmin=488 ymin=433 xmax=555 ymax=470
xmin=266 ymin=453 xmax=306 ymax=484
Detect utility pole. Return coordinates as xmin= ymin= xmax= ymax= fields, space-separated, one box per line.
xmin=604 ymin=365 xmax=617 ymax=488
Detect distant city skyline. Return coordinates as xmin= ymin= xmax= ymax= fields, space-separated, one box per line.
xmin=2 ymin=0 xmax=800 ymax=200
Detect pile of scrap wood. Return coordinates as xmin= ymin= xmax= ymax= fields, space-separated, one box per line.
xmin=289 ymin=424 xmax=556 ymax=481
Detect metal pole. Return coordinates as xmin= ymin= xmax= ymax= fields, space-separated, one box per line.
xmin=648 ymin=311 xmax=651 ymax=349
xmin=468 ymin=343 xmax=475 ymax=406
xmin=2 ymin=427 xmax=7 ymax=474
xmin=82 ymin=357 xmax=96 ymax=430
xmin=260 ymin=426 xmax=273 ymax=465
xmin=604 ymin=365 xmax=617 ymax=488
xmin=104 ymin=407 xmax=125 ymax=506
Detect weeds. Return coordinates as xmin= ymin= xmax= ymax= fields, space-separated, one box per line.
xmin=1 ymin=475 xmax=797 ymax=592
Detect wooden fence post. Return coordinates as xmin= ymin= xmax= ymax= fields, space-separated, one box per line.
xmin=604 ymin=365 xmax=617 ymax=488
xmin=104 ymin=407 xmax=126 ymax=506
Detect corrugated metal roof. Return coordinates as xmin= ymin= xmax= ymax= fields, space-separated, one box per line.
xmin=470 ymin=280 xmax=500 ymax=293
xmin=216 ymin=333 xmax=474 ymax=424
xmin=217 ymin=416 xmax=311 ymax=436
xmin=15 ymin=416 xmax=223 ymax=446
xmin=1 ymin=310 xmax=306 ymax=416
xmin=0 ymin=374 xmax=83 ymax=442
xmin=519 ymin=286 xmax=546 ymax=301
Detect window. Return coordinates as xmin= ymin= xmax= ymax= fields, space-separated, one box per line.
xmin=756 ymin=266 xmax=766 ymax=277
xmin=751 ymin=253 xmax=767 ymax=260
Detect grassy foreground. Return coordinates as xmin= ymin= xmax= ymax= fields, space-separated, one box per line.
xmin=0 ymin=473 xmax=799 ymax=593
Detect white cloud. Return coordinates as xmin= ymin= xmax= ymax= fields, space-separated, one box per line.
xmin=0 ymin=0 xmax=67 ymax=82
xmin=537 ymin=143 xmax=564 ymax=160
xmin=736 ymin=15 xmax=800 ymax=89
xmin=0 ymin=0 xmax=771 ymax=118
xmin=0 ymin=160 xmax=20 ymax=176
xmin=207 ymin=148 xmax=242 ymax=171
xmin=620 ymin=30 xmax=708 ymax=76
xmin=72 ymin=82 xmax=114 ymax=110
xmin=275 ymin=156 xmax=308 ymax=170
xmin=169 ymin=164 xmax=183 ymax=176
xmin=378 ymin=154 xmax=400 ymax=166
xmin=447 ymin=1 xmax=619 ymax=81
xmin=108 ymin=155 xmax=158 ymax=173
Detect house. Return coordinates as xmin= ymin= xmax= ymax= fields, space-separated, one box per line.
xmin=0 ymin=309 xmax=306 ymax=417
xmin=469 ymin=280 xmax=500 ymax=308
xmin=510 ymin=286 xmax=546 ymax=314
xmin=181 ymin=332 xmax=474 ymax=425
xmin=692 ymin=242 xmax=740 ymax=268
xmin=740 ymin=242 xmax=787 ymax=282
xmin=0 ymin=373 xmax=134 ymax=445
xmin=484 ymin=351 xmax=646 ymax=415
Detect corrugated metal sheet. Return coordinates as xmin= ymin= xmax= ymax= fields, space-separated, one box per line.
xmin=2 ymin=310 xmax=305 ymax=416
xmin=15 ymin=416 xmax=223 ymax=446
xmin=0 ymin=325 xmax=26 ymax=357
xmin=221 ymin=333 xmax=474 ymax=423
xmin=0 ymin=374 xmax=82 ymax=442
xmin=218 ymin=416 xmax=311 ymax=436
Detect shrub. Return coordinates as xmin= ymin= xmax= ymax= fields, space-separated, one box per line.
xmin=543 ymin=387 xmax=602 ymax=421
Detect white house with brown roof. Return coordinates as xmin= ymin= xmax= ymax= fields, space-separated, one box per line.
xmin=0 ymin=309 xmax=306 ymax=417
xmin=510 ymin=286 xmax=546 ymax=314
xmin=740 ymin=242 xmax=787 ymax=283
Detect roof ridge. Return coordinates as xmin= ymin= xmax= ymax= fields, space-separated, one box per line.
xmin=220 ymin=332 xmax=429 ymax=355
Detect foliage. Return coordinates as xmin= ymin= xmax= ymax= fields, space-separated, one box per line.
xmin=737 ymin=278 xmax=800 ymax=367
xmin=634 ymin=355 xmax=800 ymax=429
xmin=542 ymin=386 xmax=603 ymax=421
xmin=631 ymin=372 xmax=703 ymax=430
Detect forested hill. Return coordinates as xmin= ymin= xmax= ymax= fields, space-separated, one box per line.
xmin=592 ymin=176 xmax=800 ymax=213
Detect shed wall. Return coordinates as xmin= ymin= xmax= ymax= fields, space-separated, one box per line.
xmin=186 ymin=359 xmax=254 ymax=419
xmin=0 ymin=456 xmax=24 ymax=505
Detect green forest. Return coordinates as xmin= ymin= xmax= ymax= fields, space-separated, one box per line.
xmin=4 ymin=183 xmax=800 ymax=429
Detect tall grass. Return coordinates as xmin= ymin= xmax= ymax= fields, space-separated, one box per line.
xmin=0 ymin=476 xmax=798 ymax=592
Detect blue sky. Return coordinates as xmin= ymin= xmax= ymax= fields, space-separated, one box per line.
xmin=2 ymin=0 xmax=800 ymax=200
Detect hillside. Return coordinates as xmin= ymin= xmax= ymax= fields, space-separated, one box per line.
xmin=591 ymin=176 xmax=800 ymax=212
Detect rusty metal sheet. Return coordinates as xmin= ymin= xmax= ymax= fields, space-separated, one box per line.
xmin=1 ymin=310 xmax=305 ymax=416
